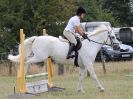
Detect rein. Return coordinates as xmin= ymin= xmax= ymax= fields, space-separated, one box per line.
xmin=86 ymin=32 xmax=113 ymax=46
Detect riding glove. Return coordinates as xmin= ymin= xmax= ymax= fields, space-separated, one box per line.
xmin=82 ymin=33 xmax=88 ymax=39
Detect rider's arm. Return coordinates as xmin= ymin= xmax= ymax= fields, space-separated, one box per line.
xmin=73 ymin=17 xmax=87 ymax=39
xmin=75 ymin=25 xmax=88 ymax=39
xmin=75 ymin=25 xmax=84 ymax=36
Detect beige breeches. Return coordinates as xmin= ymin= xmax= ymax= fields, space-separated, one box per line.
xmin=63 ymin=30 xmax=77 ymax=45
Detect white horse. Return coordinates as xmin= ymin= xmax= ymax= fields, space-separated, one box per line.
xmin=8 ymin=25 xmax=119 ymax=93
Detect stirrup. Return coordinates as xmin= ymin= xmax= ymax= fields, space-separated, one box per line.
xmin=67 ymin=55 xmax=75 ymax=59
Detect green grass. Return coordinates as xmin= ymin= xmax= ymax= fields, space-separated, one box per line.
xmin=1 ymin=61 xmax=133 ymax=99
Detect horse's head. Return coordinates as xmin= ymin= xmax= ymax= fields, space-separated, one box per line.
xmin=86 ymin=24 xmax=120 ymax=50
xmin=105 ymin=25 xmax=120 ymax=50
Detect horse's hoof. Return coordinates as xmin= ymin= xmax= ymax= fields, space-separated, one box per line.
xmin=77 ymin=90 xmax=85 ymax=94
xmin=100 ymin=88 xmax=105 ymax=92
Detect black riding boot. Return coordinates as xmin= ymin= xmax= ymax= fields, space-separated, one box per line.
xmin=66 ymin=43 xmax=75 ymax=59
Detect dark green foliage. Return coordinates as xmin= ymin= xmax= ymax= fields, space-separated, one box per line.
xmin=0 ymin=0 xmax=76 ymax=52
xmin=102 ymin=0 xmax=133 ymax=26
xmin=78 ymin=0 xmax=119 ymax=26
xmin=0 ymin=0 xmax=131 ymax=53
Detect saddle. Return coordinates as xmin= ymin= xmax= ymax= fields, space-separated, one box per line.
xmin=59 ymin=36 xmax=82 ymax=67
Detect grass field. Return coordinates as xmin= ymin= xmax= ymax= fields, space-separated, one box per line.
xmin=1 ymin=61 xmax=133 ymax=99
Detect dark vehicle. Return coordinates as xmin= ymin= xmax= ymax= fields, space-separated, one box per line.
xmin=113 ymin=27 xmax=120 ymax=40
xmin=119 ymin=27 xmax=133 ymax=46
xmin=80 ymin=22 xmax=133 ymax=61
xmin=96 ymin=44 xmax=133 ymax=61
xmin=81 ymin=22 xmax=111 ymax=32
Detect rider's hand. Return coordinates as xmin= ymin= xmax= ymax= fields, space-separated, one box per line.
xmin=82 ymin=33 xmax=88 ymax=39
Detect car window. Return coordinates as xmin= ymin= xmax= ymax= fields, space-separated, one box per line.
xmin=85 ymin=22 xmax=111 ymax=32
xmin=106 ymin=47 xmax=113 ymax=50
xmin=86 ymin=26 xmax=98 ymax=32
xmin=86 ymin=27 xmax=94 ymax=32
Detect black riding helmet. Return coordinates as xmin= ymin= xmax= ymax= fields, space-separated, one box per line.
xmin=76 ymin=7 xmax=86 ymax=16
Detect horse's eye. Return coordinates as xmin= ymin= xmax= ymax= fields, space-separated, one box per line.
xmin=111 ymin=36 xmax=115 ymax=39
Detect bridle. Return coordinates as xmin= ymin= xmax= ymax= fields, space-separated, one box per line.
xmin=86 ymin=30 xmax=116 ymax=47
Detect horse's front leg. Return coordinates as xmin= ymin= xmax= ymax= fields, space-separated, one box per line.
xmin=81 ymin=56 xmax=105 ymax=92
xmin=86 ymin=62 xmax=104 ymax=92
xmin=77 ymin=66 xmax=85 ymax=93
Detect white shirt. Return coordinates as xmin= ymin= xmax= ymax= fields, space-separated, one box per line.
xmin=65 ymin=16 xmax=80 ymax=33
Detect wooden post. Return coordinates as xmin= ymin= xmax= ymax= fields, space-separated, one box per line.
xmin=43 ymin=29 xmax=53 ymax=87
xmin=47 ymin=58 xmax=53 ymax=87
xmin=8 ymin=62 xmax=12 ymax=75
xmin=58 ymin=64 xmax=64 ymax=75
xmin=17 ymin=29 xmax=26 ymax=93
xmin=43 ymin=29 xmax=48 ymax=36
xmin=100 ymin=49 xmax=106 ymax=74
xmin=9 ymin=50 xmax=13 ymax=75
xmin=87 ymin=71 xmax=90 ymax=77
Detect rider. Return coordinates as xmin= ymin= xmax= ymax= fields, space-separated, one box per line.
xmin=63 ymin=7 xmax=88 ymax=59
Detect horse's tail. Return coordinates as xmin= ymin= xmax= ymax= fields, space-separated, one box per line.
xmin=8 ymin=54 xmax=20 ymax=63
xmin=8 ymin=36 xmax=37 ymax=63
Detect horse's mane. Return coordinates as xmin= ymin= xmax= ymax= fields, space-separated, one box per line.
xmin=88 ymin=25 xmax=109 ymax=37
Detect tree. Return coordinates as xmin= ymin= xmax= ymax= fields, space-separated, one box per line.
xmin=0 ymin=0 xmax=76 ymax=53
xmin=77 ymin=0 xmax=119 ymax=26
xmin=0 ymin=0 xmax=122 ymax=53
xmin=102 ymin=0 xmax=133 ymax=26
xmin=20 ymin=0 xmax=75 ymax=36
